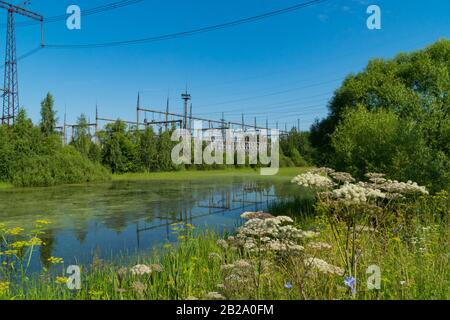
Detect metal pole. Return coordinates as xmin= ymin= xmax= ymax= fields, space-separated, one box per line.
xmin=165 ymin=96 xmax=169 ymax=131
xmin=136 ymin=92 xmax=140 ymax=129
xmin=95 ymin=104 xmax=99 ymax=144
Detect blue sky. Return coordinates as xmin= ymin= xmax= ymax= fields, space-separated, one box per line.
xmin=5 ymin=0 xmax=450 ymax=130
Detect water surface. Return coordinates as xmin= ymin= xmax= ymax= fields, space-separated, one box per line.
xmin=0 ymin=176 xmax=300 ymax=270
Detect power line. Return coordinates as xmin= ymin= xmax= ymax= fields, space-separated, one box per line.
xmin=2 ymin=0 xmax=146 ymax=27
xmin=196 ymin=97 xmax=330 ymax=117
xmin=45 ymin=0 xmax=329 ymax=49
xmin=195 ymin=77 xmax=343 ymax=109
xmin=0 ymin=46 xmax=42 ymax=70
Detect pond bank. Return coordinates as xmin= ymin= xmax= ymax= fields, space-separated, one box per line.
xmin=112 ymin=167 xmax=312 ymax=181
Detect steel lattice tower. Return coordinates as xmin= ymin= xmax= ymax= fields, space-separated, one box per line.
xmin=2 ymin=9 xmax=18 ymax=126
xmin=0 ymin=1 xmax=43 ymax=126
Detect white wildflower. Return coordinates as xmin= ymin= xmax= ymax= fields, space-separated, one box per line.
xmin=208 ymin=252 xmax=222 ymax=261
xmin=205 ymin=292 xmax=225 ymax=300
xmin=130 ymin=264 xmax=152 ymax=276
xmin=241 ymin=211 xmax=274 ymax=220
xmin=307 ymin=242 xmax=332 ymax=250
xmin=150 ymin=264 xmax=164 ymax=272
xmin=231 ymin=215 xmax=305 ymax=253
xmin=291 ymin=173 xmax=334 ymax=189
xmin=304 ymin=258 xmax=344 ymax=276
xmin=216 ymin=239 xmax=229 ymax=250
xmin=380 ymin=180 xmax=429 ymax=195
xmin=220 ymin=264 xmax=235 ymax=272
xmin=332 ymin=183 xmax=386 ymax=204
xmin=330 ymin=172 xmax=356 ymax=183
xmin=234 ymin=259 xmax=252 ymax=269
xmin=365 ymin=173 xmax=386 ymax=184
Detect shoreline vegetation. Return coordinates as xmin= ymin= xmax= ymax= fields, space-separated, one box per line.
xmin=0 ymin=167 xmax=311 ymax=191
xmin=112 ymin=167 xmax=313 ymax=181
xmin=0 ymin=169 xmax=448 ymax=300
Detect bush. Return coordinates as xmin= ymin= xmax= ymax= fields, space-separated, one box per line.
xmin=331 ymin=106 xmax=449 ymax=192
xmin=311 ymin=40 xmax=450 ymax=192
xmin=0 ymin=109 xmax=110 ymax=188
xmin=11 ymin=147 xmax=109 ymax=187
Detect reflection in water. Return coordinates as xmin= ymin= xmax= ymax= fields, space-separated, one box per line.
xmin=0 ymin=177 xmax=300 ymax=271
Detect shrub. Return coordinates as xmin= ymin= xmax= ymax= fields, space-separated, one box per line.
xmin=331 ymin=106 xmax=449 ymax=192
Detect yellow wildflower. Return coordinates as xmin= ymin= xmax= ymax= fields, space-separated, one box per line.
xmin=48 ymin=256 xmax=64 ymax=264
xmin=0 ymin=282 xmax=10 ymax=294
xmin=0 ymin=250 xmax=18 ymax=256
xmin=28 ymin=237 xmax=43 ymax=246
xmin=11 ymin=241 xmax=28 ymax=249
xmin=55 ymin=277 xmax=69 ymax=285
xmin=7 ymin=227 xmax=24 ymax=236
xmin=36 ymin=219 xmax=51 ymax=225
xmin=10 ymin=237 xmax=43 ymax=249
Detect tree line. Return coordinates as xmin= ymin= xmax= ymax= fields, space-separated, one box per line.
xmin=0 ymin=93 xmax=309 ymax=187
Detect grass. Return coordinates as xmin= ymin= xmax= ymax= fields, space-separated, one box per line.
xmin=1 ymin=179 xmax=448 ymax=300
xmin=0 ymin=167 xmax=311 ymax=192
xmin=0 ymin=182 xmax=13 ymax=190
xmin=1 ymin=214 xmax=448 ymax=300
xmin=112 ymin=167 xmax=313 ymax=182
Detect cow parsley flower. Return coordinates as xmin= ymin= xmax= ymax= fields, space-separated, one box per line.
xmin=330 ymin=172 xmax=356 ymax=183
xmin=291 ymin=173 xmax=334 ymax=189
xmin=307 ymin=242 xmax=332 ymax=250
xmin=304 ymin=258 xmax=344 ymax=276
xmin=130 ymin=264 xmax=152 ymax=276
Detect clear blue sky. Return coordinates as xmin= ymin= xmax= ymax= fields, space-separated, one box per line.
xmin=6 ymin=0 xmax=450 ymax=130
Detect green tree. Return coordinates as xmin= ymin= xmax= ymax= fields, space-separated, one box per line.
xmin=310 ymin=39 xmax=450 ymax=191
xmin=0 ymin=100 xmax=110 ymax=187
xmin=71 ymin=114 xmax=91 ymax=156
xmin=139 ymin=126 xmax=157 ymax=171
xmin=40 ymin=93 xmax=57 ymax=137
xmin=100 ymin=120 xmax=138 ymax=173
xmin=157 ymin=127 xmax=177 ymax=171
xmin=331 ymin=106 xmax=449 ymax=192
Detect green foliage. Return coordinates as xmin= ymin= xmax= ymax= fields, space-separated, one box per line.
xmin=40 ymin=93 xmax=57 ymax=137
xmin=310 ymin=39 xmax=450 ymax=191
xmin=139 ymin=126 xmax=157 ymax=171
xmin=281 ymin=129 xmax=314 ymax=164
xmin=0 ymin=108 xmax=110 ymax=187
xmin=99 ymin=120 xmax=139 ymax=173
xmin=331 ymin=106 xmax=449 ymax=193
xmin=1 ymin=93 xmax=308 ymax=186
xmin=11 ymin=146 xmax=110 ymax=187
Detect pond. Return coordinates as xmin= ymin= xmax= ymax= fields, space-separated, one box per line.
xmin=0 ymin=176 xmax=303 ymax=271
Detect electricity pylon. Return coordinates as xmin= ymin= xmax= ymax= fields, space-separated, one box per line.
xmin=0 ymin=1 xmax=43 ymax=126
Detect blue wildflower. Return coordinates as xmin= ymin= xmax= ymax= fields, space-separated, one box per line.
xmin=344 ymin=276 xmax=356 ymax=294
xmin=284 ymin=281 xmax=293 ymax=289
